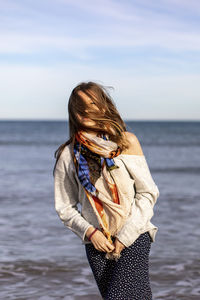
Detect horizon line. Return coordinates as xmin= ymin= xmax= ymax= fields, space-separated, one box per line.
xmin=0 ymin=118 xmax=199 ymax=122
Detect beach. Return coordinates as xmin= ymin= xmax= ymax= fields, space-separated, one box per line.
xmin=0 ymin=120 xmax=200 ymax=299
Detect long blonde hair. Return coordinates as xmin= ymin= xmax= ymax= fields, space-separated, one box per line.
xmin=53 ymin=81 xmax=129 ymax=175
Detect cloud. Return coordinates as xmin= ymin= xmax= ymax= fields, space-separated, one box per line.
xmin=0 ymin=0 xmax=200 ymax=119
xmin=1 ymin=0 xmax=200 ymax=58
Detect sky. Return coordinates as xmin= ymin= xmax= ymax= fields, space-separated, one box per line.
xmin=0 ymin=0 xmax=200 ymax=121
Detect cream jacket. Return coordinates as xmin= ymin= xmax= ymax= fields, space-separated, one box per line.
xmin=54 ymin=144 xmax=160 ymax=247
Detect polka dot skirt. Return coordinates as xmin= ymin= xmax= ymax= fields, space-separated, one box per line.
xmin=85 ymin=231 xmax=153 ymax=300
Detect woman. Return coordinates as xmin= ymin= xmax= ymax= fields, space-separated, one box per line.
xmin=53 ymin=81 xmax=160 ymax=300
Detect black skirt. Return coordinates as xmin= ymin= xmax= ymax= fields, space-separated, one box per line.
xmin=85 ymin=231 xmax=153 ymax=300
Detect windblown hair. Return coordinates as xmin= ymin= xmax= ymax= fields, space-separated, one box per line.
xmin=53 ymin=81 xmax=129 ymax=176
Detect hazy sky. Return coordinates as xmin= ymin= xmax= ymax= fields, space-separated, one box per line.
xmin=1 ymin=0 xmax=200 ymax=120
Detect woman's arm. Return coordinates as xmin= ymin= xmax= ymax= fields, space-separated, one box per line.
xmin=54 ymin=150 xmax=115 ymax=252
xmin=54 ymin=153 xmax=93 ymax=242
xmin=115 ymin=132 xmax=160 ymax=248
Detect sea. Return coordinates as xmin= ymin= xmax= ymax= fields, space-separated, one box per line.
xmin=0 ymin=120 xmax=200 ymax=300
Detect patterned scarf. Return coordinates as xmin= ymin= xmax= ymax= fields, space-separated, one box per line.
xmin=73 ymin=131 xmax=132 ymax=248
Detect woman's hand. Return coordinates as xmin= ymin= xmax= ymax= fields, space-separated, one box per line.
xmin=86 ymin=227 xmax=115 ymax=253
xmin=112 ymin=237 xmax=125 ymax=256
xmin=91 ymin=230 xmax=115 ymax=253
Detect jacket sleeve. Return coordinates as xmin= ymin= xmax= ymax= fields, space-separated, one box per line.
xmin=54 ymin=153 xmax=93 ymax=242
xmin=115 ymin=155 xmax=160 ymax=247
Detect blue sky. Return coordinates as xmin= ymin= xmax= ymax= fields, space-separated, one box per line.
xmin=1 ymin=0 xmax=200 ymax=120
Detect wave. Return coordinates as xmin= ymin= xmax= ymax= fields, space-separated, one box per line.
xmin=152 ymin=166 xmax=200 ymax=174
